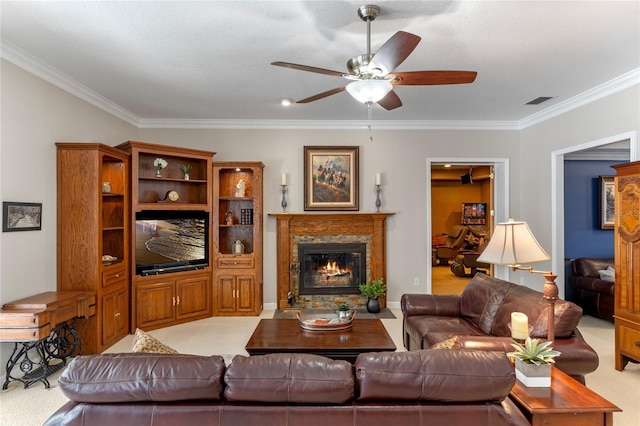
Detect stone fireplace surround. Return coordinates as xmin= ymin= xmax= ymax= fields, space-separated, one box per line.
xmin=270 ymin=213 xmax=394 ymax=310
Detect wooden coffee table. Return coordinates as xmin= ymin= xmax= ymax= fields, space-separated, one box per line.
xmin=245 ymin=318 xmax=396 ymax=363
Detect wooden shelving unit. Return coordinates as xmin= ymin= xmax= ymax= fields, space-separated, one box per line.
xmin=116 ymin=141 xmax=216 ymax=331
xmin=212 ymin=162 xmax=264 ymax=315
xmin=56 ymin=143 xmax=130 ymax=353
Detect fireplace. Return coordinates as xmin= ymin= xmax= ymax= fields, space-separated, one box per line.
xmin=298 ymin=243 xmax=366 ymax=295
xmin=270 ymin=213 xmax=394 ymax=310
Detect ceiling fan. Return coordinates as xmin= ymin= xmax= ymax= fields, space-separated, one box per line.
xmin=271 ymin=4 xmax=477 ymax=111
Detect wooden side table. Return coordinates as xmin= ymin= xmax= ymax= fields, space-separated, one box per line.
xmin=509 ymin=366 xmax=620 ymax=426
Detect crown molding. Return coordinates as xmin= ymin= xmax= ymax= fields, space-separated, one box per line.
xmin=0 ymin=39 xmax=141 ymax=127
xmin=137 ymin=118 xmax=520 ymax=130
xmin=2 ymin=38 xmax=637 ymax=131
xmin=517 ymin=68 xmax=640 ymax=130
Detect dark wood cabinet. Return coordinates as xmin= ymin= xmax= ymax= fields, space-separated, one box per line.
xmin=56 ymin=143 xmax=130 ymax=353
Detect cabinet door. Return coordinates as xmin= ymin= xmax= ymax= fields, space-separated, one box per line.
xmin=217 ymin=275 xmax=237 ymax=314
xmin=136 ymin=281 xmax=175 ymax=329
xmin=236 ymin=275 xmax=256 ymax=313
xmin=176 ymin=276 xmax=210 ymax=320
xmin=101 ymin=287 xmax=127 ymax=348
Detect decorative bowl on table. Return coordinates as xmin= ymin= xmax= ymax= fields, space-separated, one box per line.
xmin=296 ymin=311 xmax=356 ymax=331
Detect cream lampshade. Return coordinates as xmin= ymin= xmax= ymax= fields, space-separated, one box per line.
xmin=477 ymin=219 xmax=550 ymax=266
xmin=478 ymin=218 xmax=558 ymax=341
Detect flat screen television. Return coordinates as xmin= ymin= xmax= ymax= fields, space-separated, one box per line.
xmin=135 ymin=210 xmax=209 ymax=276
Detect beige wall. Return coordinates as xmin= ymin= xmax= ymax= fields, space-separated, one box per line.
xmin=1 ymin=60 xmax=638 ymax=366
xmin=431 ymin=179 xmax=491 ymax=235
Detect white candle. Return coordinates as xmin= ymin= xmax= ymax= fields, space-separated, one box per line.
xmin=281 ymin=173 xmax=287 ymax=185
xmin=511 ymin=312 xmax=529 ymax=340
xmin=375 ymin=173 xmax=381 ymax=185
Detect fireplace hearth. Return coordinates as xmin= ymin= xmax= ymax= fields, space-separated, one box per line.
xmin=298 ymin=243 xmax=366 ymax=295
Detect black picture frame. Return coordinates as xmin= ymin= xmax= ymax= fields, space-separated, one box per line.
xmin=599 ymin=176 xmax=615 ymax=230
xmin=2 ymin=202 xmax=42 ymax=232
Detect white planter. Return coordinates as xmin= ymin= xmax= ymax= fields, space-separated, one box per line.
xmin=515 ymin=358 xmax=552 ymax=387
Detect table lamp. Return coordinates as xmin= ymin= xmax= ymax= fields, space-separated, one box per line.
xmin=477 ymin=218 xmax=558 ymax=341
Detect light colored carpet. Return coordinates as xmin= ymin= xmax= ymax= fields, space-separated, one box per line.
xmin=1 ymin=310 xmax=638 ymax=426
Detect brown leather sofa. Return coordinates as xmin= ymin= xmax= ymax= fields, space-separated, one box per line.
xmin=401 ymin=273 xmax=599 ymax=384
xmin=44 ymin=351 xmax=529 ymax=426
xmin=568 ymin=257 xmax=614 ymax=322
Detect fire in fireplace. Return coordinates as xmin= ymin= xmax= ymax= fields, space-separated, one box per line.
xmin=298 ymin=243 xmax=366 ymax=295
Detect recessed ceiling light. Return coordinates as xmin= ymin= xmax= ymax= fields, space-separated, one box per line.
xmin=279 ymin=98 xmax=294 ymax=106
xmin=444 ymin=164 xmax=451 ymax=168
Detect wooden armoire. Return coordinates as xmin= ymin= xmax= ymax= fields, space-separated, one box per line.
xmin=612 ymin=160 xmax=640 ymax=370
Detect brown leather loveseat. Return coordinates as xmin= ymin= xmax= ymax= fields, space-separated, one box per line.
xmin=44 ymin=351 xmax=529 ymax=426
xmin=568 ymin=257 xmax=615 ymax=322
xmin=401 ymin=273 xmax=599 ymax=384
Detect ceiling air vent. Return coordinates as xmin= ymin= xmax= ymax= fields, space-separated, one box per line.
xmin=525 ymin=96 xmax=554 ymax=105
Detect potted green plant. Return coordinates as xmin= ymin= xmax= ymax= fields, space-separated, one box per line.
xmin=359 ymin=278 xmax=386 ymax=313
xmin=180 ymin=164 xmax=192 ymax=180
xmin=508 ymin=337 xmax=561 ymax=387
xmin=336 ymin=304 xmax=352 ymax=320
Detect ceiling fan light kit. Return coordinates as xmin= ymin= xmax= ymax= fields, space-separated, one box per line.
xmin=271 ymin=4 xmax=477 ymax=111
xmin=346 ymin=79 xmax=393 ymax=104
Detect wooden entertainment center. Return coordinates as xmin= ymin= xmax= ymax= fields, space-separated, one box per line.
xmin=56 ymin=141 xmax=264 ymax=353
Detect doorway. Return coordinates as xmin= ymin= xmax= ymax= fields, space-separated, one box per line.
xmin=427 ymin=158 xmax=510 ymax=294
xmin=551 ymin=131 xmax=636 ymax=298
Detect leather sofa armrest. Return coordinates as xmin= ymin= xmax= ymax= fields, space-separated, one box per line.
xmin=401 ymin=294 xmax=462 ymax=317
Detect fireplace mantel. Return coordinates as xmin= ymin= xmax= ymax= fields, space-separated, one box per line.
xmin=269 ymin=213 xmax=394 ymax=309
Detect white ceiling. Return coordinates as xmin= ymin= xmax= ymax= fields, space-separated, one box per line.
xmin=1 ymin=1 xmax=639 ymax=129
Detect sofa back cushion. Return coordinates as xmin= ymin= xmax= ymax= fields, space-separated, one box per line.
xmin=460 ymin=273 xmax=512 ymax=334
xmin=224 ymin=353 xmax=354 ymax=403
xmin=355 ymin=349 xmax=514 ymax=402
xmin=572 ymin=258 xmax=615 ymax=278
xmin=58 ymin=353 xmax=225 ymax=403
xmin=461 ymin=273 xmax=583 ymax=339
xmin=493 ymin=284 xmax=582 ymax=338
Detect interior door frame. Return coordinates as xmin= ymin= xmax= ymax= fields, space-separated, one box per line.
xmin=427 ymin=158 xmax=510 ymax=293
xmin=551 ymin=131 xmax=638 ymax=298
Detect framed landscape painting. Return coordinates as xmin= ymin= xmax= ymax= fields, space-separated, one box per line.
xmin=304 ymin=146 xmax=359 ymax=211
xmin=2 ymin=202 xmax=42 ymax=232
xmin=599 ymin=175 xmax=615 ymax=230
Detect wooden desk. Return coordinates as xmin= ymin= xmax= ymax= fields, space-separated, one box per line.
xmin=0 ymin=291 xmax=96 ymax=389
xmin=510 ymin=366 xmax=621 ymax=426
xmin=245 ymin=318 xmax=396 ymax=363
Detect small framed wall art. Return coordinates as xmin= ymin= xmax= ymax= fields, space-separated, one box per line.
xmin=599 ymin=175 xmax=615 ymax=230
xmin=304 ymin=146 xmax=359 ymax=211
xmin=2 ymin=202 xmax=42 ymax=232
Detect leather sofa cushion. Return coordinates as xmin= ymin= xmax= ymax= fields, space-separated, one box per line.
xmin=224 ymin=353 xmax=354 ymax=403
xmin=355 ymin=350 xmax=515 ymax=402
xmin=58 ymin=353 xmax=225 ymax=403
xmin=461 ymin=273 xmax=582 ymax=339
xmin=572 ymin=258 xmax=614 ymax=278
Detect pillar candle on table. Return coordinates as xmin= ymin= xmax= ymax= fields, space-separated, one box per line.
xmin=511 ymin=312 xmax=529 ymax=340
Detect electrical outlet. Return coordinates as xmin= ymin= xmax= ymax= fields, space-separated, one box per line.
xmin=414 ymin=277 xmax=419 ymax=286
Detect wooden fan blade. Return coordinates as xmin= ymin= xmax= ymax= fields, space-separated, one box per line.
xmin=377 ymin=90 xmax=402 ymax=111
xmin=368 ymin=31 xmax=421 ymax=76
xmin=388 ymin=70 xmax=478 ymax=85
xmin=297 ymin=86 xmax=346 ymax=103
xmin=271 ymin=61 xmax=345 ymax=78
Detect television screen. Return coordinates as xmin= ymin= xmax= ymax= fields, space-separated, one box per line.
xmin=461 ymin=203 xmax=486 ymax=225
xmin=135 ymin=210 xmax=209 ymax=275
